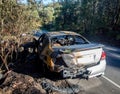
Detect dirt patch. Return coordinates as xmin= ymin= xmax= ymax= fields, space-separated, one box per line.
xmin=0 ymin=71 xmax=46 ymax=94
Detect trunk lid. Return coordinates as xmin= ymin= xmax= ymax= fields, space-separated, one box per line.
xmin=53 ymin=43 xmax=103 ymax=68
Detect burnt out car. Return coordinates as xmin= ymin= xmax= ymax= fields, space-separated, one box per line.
xmin=37 ymin=31 xmax=106 ymax=79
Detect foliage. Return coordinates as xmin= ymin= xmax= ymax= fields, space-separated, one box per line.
xmin=42 ymin=0 xmax=120 ymax=46
xmin=0 ymin=0 xmax=120 ymax=45
xmin=0 ymin=0 xmax=41 ymax=37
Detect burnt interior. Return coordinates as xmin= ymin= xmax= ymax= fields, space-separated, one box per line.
xmin=51 ymin=35 xmax=89 ymax=47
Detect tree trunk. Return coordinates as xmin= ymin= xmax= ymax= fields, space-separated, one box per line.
xmin=111 ymin=0 xmax=120 ymax=27
xmin=0 ymin=0 xmax=4 ymax=35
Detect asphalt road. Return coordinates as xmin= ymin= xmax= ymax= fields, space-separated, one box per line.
xmin=104 ymin=46 xmax=120 ymax=85
xmin=67 ymin=45 xmax=120 ymax=94
xmin=86 ymin=45 xmax=120 ymax=94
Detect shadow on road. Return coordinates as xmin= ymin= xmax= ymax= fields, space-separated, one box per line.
xmin=104 ymin=46 xmax=120 ymax=55
xmin=106 ymin=54 xmax=120 ymax=69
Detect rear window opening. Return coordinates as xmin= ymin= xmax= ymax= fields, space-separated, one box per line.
xmin=51 ymin=35 xmax=89 ymax=47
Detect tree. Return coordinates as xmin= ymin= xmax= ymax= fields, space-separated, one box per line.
xmin=0 ymin=0 xmax=42 ymax=37
xmin=46 ymin=0 xmax=120 ymax=46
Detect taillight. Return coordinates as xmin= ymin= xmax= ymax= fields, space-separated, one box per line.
xmin=101 ymin=51 xmax=106 ymax=60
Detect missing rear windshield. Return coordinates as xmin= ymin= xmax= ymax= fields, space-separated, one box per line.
xmin=51 ymin=35 xmax=89 ymax=47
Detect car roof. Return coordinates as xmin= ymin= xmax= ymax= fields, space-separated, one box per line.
xmin=47 ymin=31 xmax=80 ymax=37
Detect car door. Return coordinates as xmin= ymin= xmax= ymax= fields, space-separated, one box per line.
xmin=38 ymin=34 xmax=54 ymax=71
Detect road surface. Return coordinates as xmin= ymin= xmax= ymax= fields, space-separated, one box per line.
xmin=67 ymin=45 xmax=120 ymax=94
xmin=87 ymin=45 xmax=120 ymax=94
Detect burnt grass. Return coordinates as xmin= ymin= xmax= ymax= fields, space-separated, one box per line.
xmin=0 ymin=38 xmax=83 ymax=94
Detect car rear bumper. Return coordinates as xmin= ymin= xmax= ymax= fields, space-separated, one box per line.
xmin=87 ymin=59 xmax=106 ymax=78
xmin=61 ymin=67 xmax=90 ymax=79
xmin=54 ymin=59 xmax=106 ymax=79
